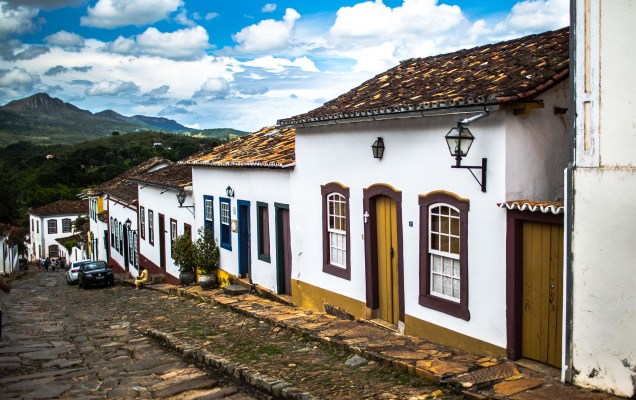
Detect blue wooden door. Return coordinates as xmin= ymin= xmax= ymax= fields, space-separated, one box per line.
xmin=237 ymin=200 xmax=250 ymax=276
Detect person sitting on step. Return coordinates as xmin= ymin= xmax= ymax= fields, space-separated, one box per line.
xmin=134 ymin=266 xmax=150 ymax=290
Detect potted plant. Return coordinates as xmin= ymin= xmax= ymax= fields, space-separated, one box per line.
xmin=172 ymin=233 xmax=197 ymax=286
xmin=195 ymin=227 xmax=220 ymax=290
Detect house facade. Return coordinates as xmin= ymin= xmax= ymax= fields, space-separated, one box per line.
xmin=0 ymin=223 xmax=20 ymax=275
xmin=130 ymin=163 xmax=195 ymax=285
xmin=277 ymin=28 xmax=569 ymax=358
xmin=184 ymin=126 xmax=295 ymax=294
xmin=28 ymin=200 xmax=88 ymax=261
xmin=84 ymin=157 xmax=171 ymax=276
xmin=568 ymin=1 xmax=636 ymax=397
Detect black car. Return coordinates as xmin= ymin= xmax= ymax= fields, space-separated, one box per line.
xmin=77 ymin=261 xmax=115 ymax=289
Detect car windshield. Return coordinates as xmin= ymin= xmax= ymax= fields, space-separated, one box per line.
xmin=83 ymin=261 xmax=107 ymax=271
xmin=72 ymin=261 xmax=86 ymax=269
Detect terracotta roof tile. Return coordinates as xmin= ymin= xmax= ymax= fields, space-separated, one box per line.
xmin=278 ymin=27 xmax=569 ymax=126
xmin=128 ymin=163 xmax=192 ymax=189
xmin=183 ymin=126 xmax=295 ymax=169
xmin=97 ymin=210 xmax=108 ymax=223
xmin=55 ymin=233 xmax=84 ymax=246
xmin=497 ymin=200 xmax=564 ymax=214
xmin=86 ymin=157 xmax=172 ymax=203
xmin=30 ymin=200 xmax=88 ymax=217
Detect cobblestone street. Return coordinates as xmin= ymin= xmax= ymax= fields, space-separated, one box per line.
xmin=0 ymin=270 xmax=457 ymax=399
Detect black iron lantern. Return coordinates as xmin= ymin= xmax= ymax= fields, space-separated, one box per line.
xmin=226 ymin=186 xmax=234 ymax=198
xmin=445 ymin=124 xmax=474 ymax=163
xmin=176 ymin=189 xmax=186 ymax=206
xmin=124 ymin=218 xmax=132 ymax=230
xmin=371 ymin=137 xmax=385 ymax=159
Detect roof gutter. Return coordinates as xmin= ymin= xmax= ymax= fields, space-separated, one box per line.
xmin=281 ymin=105 xmax=500 ymax=129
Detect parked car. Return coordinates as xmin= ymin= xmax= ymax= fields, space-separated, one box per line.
xmin=77 ymin=261 xmax=115 ymax=289
xmin=66 ymin=260 xmax=90 ymax=284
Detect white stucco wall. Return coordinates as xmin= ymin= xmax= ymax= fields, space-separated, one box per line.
xmin=290 ymin=112 xmax=511 ymax=348
xmin=29 ymin=213 xmax=88 ymax=261
xmin=192 ymin=167 xmax=291 ymax=293
xmin=570 ymin=1 xmax=636 ymax=397
xmin=137 ymin=185 xmax=195 ymax=281
xmin=505 ymin=80 xmax=570 ymax=201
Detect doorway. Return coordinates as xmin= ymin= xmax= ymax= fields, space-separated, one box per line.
xmin=159 ymin=214 xmax=166 ymax=270
xmin=237 ymin=200 xmax=250 ymax=277
xmin=275 ymin=203 xmax=292 ymax=295
xmin=363 ymin=184 xmax=404 ymax=328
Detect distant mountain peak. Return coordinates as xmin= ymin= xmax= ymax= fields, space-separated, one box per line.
xmin=3 ymin=92 xmax=91 ymax=115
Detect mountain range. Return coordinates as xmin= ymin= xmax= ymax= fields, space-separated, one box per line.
xmin=0 ymin=93 xmax=246 ymax=146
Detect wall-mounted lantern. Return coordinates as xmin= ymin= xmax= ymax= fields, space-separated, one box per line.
xmin=372 ymin=137 xmax=385 ymax=159
xmin=444 ymin=109 xmax=490 ymax=193
xmin=176 ymin=188 xmax=195 ymax=215
xmin=226 ymin=186 xmax=235 ymax=198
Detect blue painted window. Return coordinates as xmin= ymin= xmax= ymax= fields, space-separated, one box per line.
xmin=220 ymin=198 xmax=231 ymax=250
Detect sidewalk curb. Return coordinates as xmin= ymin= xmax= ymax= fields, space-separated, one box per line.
xmin=145 ymin=328 xmax=319 ymax=400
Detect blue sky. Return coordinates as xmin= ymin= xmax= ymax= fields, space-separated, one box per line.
xmin=0 ymin=0 xmax=569 ymax=131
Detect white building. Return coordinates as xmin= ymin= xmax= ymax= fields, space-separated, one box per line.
xmin=277 ymin=28 xmax=569 ymax=359
xmin=184 ymin=126 xmax=295 ymax=294
xmin=129 ymin=163 xmax=195 ymax=285
xmin=567 ymin=1 xmax=636 ymax=397
xmin=84 ymin=157 xmax=171 ymax=276
xmin=0 ymin=223 xmax=20 ymax=275
xmin=28 ymin=200 xmax=88 ymax=262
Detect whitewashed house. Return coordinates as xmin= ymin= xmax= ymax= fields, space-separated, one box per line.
xmin=566 ymin=1 xmax=636 ymax=397
xmin=129 ymin=163 xmax=195 ymax=285
xmin=183 ymin=126 xmax=295 ymax=294
xmin=276 ymin=28 xmax=570 ymax=359
xmin=54 ymin=233 xmax=86 ymax=264
xmin=28 ymin=200 xmax=88 ymax=261
xmin=84 ymin=157 xmax=171 ymax=276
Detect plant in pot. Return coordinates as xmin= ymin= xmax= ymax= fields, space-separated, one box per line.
xmin=195 ymin=227 xmax=220 ymax=290
xmin=172 ymin=233 xmax=197 ymax=286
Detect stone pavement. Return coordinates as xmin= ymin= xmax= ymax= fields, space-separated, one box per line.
xmin=137 ymin=281 xmax=621 ymax=400
xmin=0 ymin=270 xmax=265 ymax=399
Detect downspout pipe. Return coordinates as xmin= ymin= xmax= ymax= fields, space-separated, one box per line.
xmin=563 ymin=0 xmax=576 ymax=383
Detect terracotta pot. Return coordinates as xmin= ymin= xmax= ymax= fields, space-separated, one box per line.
xmin=179 ymin=271 xmax=196 ymax=286
xmin=198 ymin=273 xmax=217 ymax=290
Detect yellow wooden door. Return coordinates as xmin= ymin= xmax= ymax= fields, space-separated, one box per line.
xmin=376 ymin=196 xmax=399 ymax=325
xmin=521 ymin=222 xmax=564 ymax=367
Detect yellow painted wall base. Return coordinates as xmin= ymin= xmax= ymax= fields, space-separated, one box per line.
xmin=291 ymin=279 xmax=366 ymax=318
xmin=216 ymin=268 xmax=233 ymax=287
xmin=290 ymin=279 xmax=506 ymax=357
xmin=404 ymin=314 xmax=506 ymax=357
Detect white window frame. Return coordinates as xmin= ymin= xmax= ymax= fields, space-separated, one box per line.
xmin=148 ymin=210 xmax=154 ymax=245
xmin=327 ymin=193 xmax=347 ymax=268
xmin=114 ymin=219 xmax=119 ymax=252
xmin=140 ymin=206 xmax=146 ymax=239
xmin=62 ymin=218 xmax=72 ymax=233
xmin=221 ymin=201 xmax=230 ymax=226
xmin=428 ymin=203 xmax=461 ymax=302
xmin=170 ymin=220 xmax=177 ymax=244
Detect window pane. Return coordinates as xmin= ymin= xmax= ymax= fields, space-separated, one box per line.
xmin=433 ymin=255 xmax=442 ymax=272
xmin=453 ymin=278 xmax=460 ymax=298
xmin=441 ymin=235 xmax=450 ymax=253
xmin=450 ymin=237 xmax=460 ymax=254
xmin=441 ymin=215 xmax=450 ymax=233
xmin=443 ymin=276 xmax=451 ymax=296
xmin=433 ymin=273 xmax=441 ymax=293
xmin=451 ymin=216 xmax=459 ymax=236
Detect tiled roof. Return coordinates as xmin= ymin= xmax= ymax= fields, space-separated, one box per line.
xmin=55 ymin=233 xmax=84 ymax=246
xmin=182 ymin=126 xmax=295 ymax=169
xmin=30 ymin=200 xmax=88 ymax=217
xmin=497 ymin=200 xmax=564 ymax=214
xmin=86 ymin=157 xmax=172 ymax=203
xmin=278 ymin=27 xmax=569 ymax=126
xmin=128 ymin=163 xmax=192 ymax=190
xmin=0 ymin=223 xmax=17 ymax=237
xmin=97 ymin=210 xmax=108 ymax=223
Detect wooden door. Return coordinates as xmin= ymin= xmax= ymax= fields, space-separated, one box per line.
xmin=159 ymin=214 xmax=166 ymax=270
xmin=521 ymin=222 xmax=563 ymax=367
xmin=376 ymin=196 xmax=399 ymax=325
xmin=276 ymin=206 xmax=292 ymax=295
xmin=238 ymin=201 xmax=250 ymax=276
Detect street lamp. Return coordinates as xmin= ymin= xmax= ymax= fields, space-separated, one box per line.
xmin=371 ymin=137 xmax=385 ymax=159
xmin=444 ymin=109 xmax=490 ymax=193
xmin=176 ymin=189 xmax=195 ymax=215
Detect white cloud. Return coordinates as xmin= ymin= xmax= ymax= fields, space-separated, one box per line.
xmin=4 ymin=0 xmax=84 ymax=9
xmin=330 ymin=0 xmax=464 ymax=42
xmin=204 ymin=12 xmax=219 ymax=21
xmin=44 ymin=30 xmax=84 ymax=47
xmin=0 ymin=67 xmax=36 ymax=91
xmin=232 ymin=8 xmax=300 ymax=53
xmin=0 ymin=2 xmax=37 ymax=38
xmin=108 ymin=26 xmax=209 ymax=61
xmin=262 ymin=3 xmax=276 ymax=13
xmin=86 ymin=80 xmax=140 ymax=96
xmin=194 ymin=77 xmax=230 ymax=98
xmin=494 ymin=0 xmax=569 ymax=36
xmin=174 ymin=8 xmax=195 ymax=27
xmin=243 ymin=55 xmax=318 ymax=73
xmin=81 ymin=0 xmax=183 ymax=29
